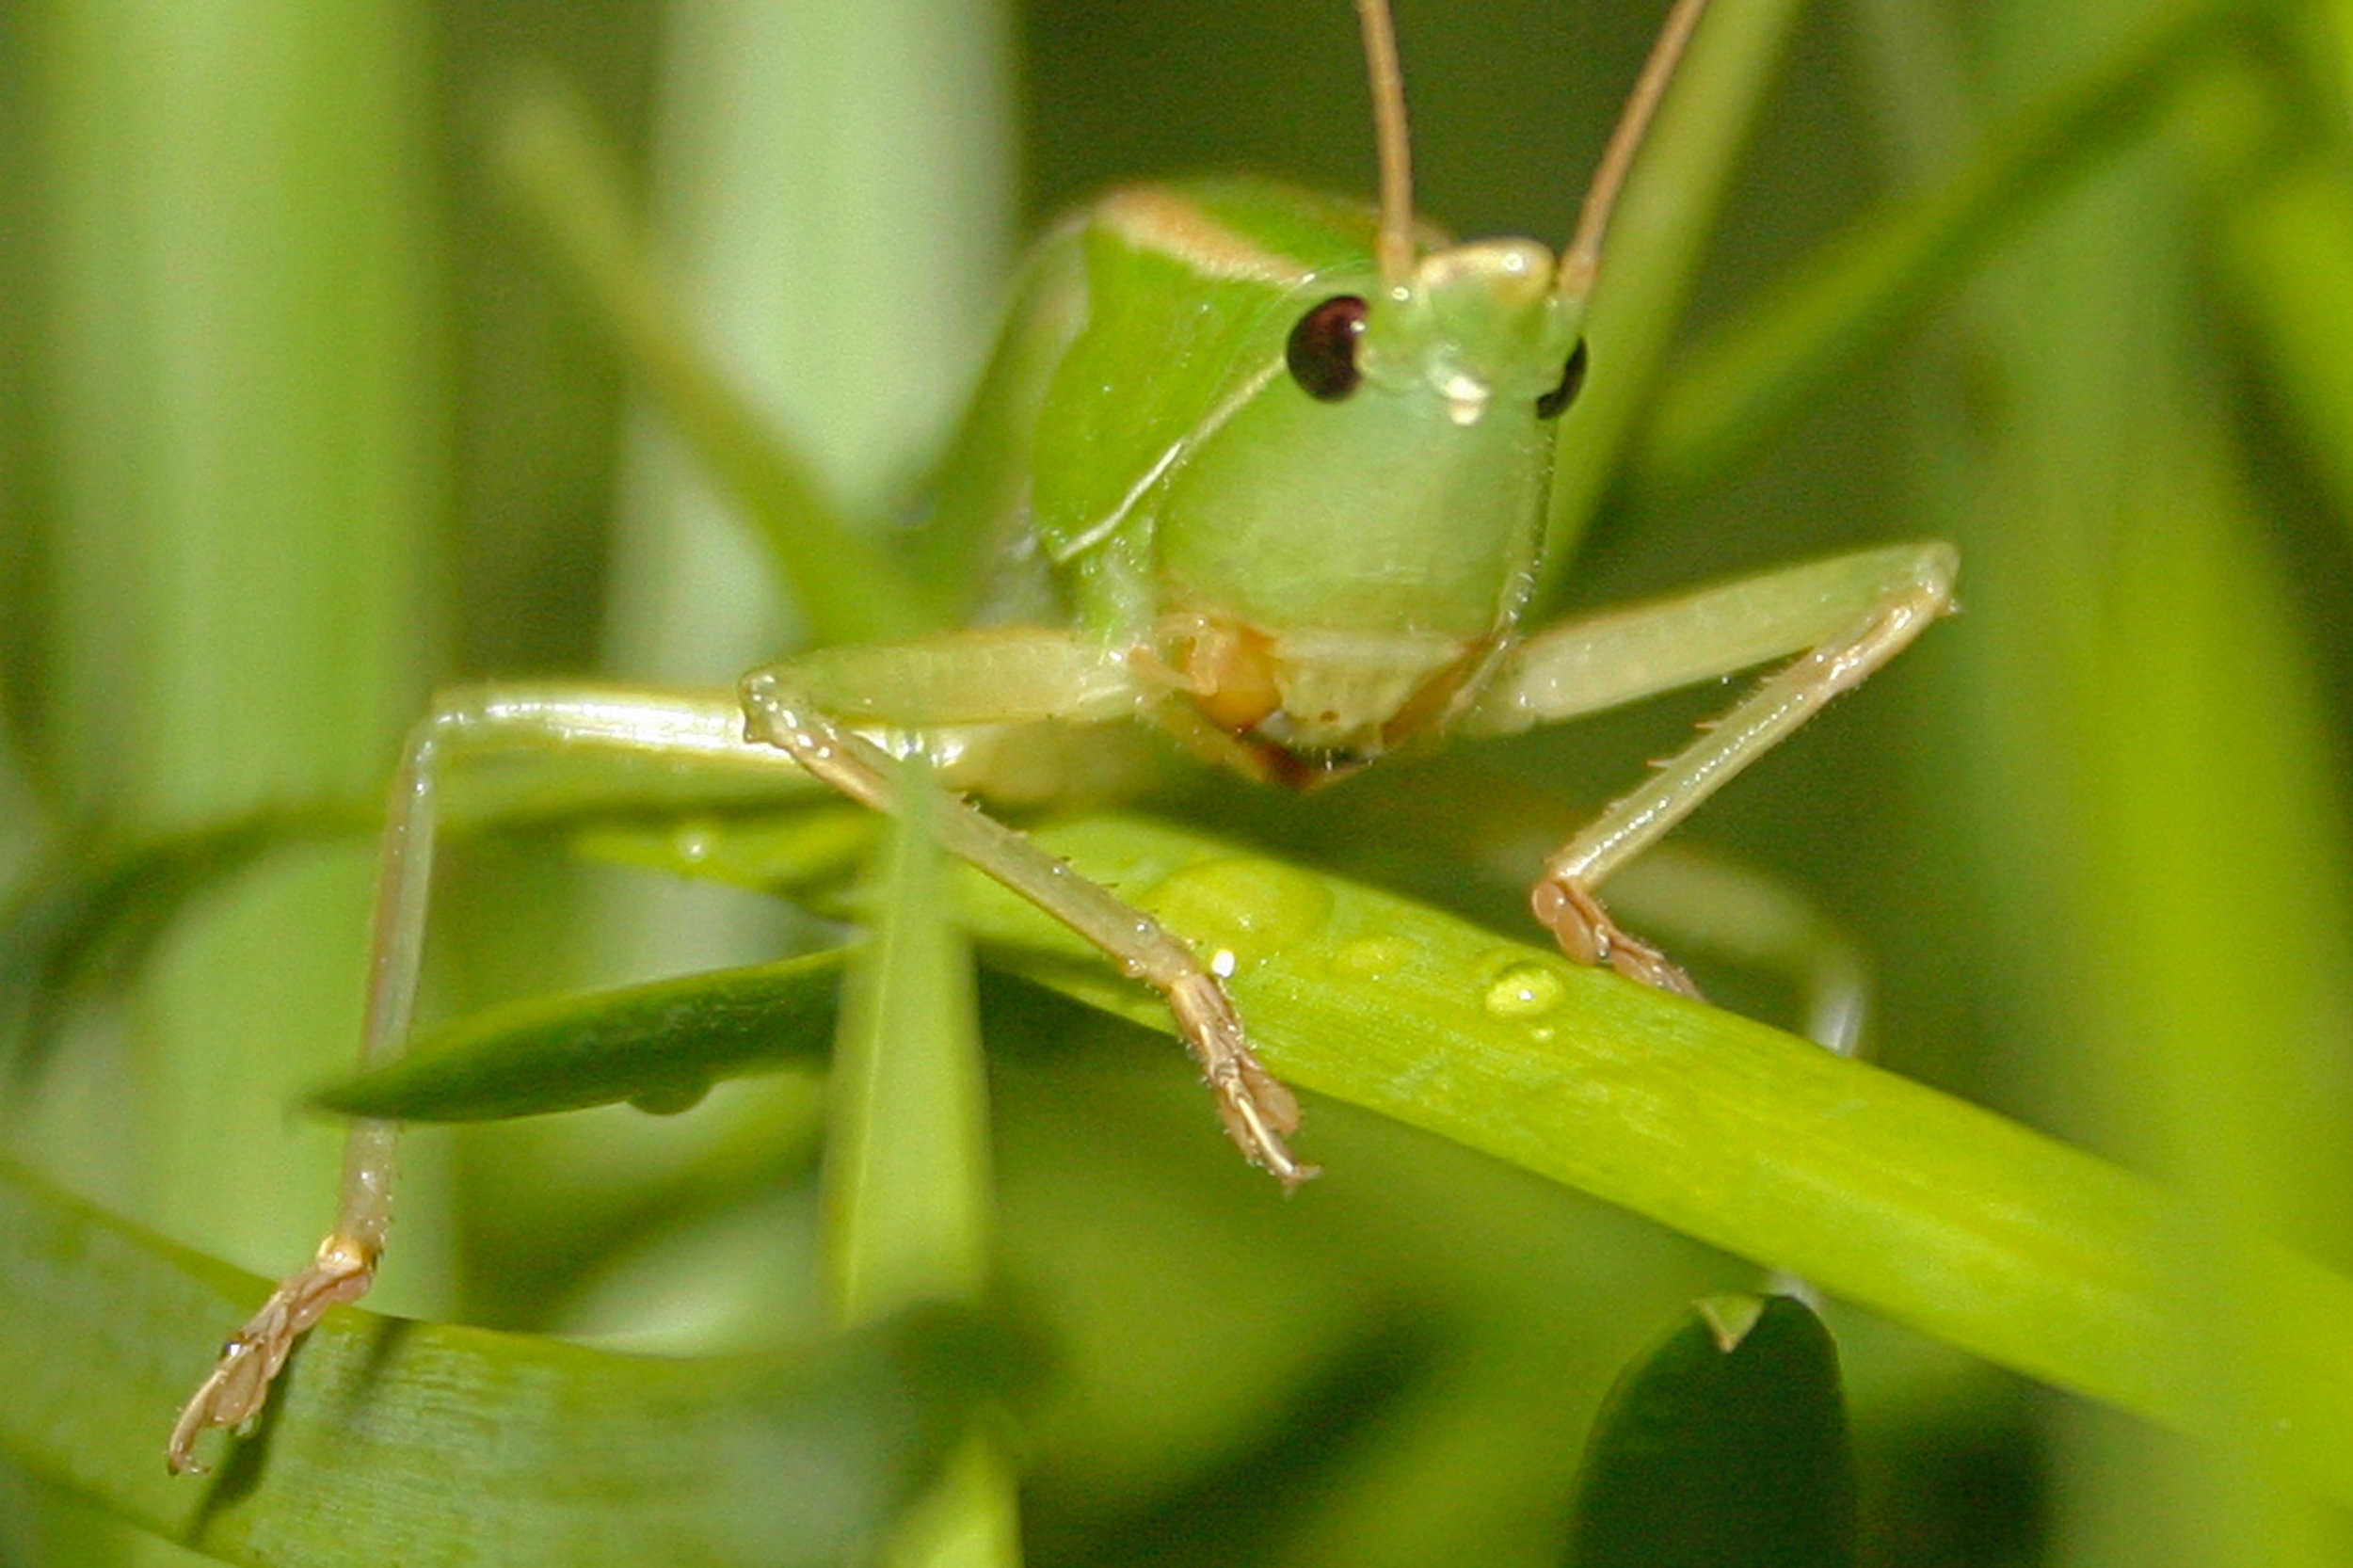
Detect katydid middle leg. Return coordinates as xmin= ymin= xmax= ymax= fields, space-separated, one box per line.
xmin=1461 ymin=542 xmax=1958 ymax=995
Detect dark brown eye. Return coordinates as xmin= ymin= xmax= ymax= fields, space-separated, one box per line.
xmin=1286 ymin=296 xmax=1368 ymax=402
xmin=1536 ymin=338 xmax=1588 ymax=420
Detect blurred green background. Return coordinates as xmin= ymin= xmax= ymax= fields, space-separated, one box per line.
xmin=6 ymin=0 xmax=2353 ymax=1562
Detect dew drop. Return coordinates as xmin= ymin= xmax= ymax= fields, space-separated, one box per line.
xmin=1334 ymin=936 xmax=1412 ymax=982
xmin=629 ymin=1076 xmax=712 ymax=1115
xmin=1482 ymin=960 xmax=1567 ymax=1020
xmin=1140 ymin=857 xmax=1334 ymax=973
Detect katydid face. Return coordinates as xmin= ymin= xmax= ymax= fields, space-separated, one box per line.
xmin=1161 ymin=240 xmax=1585 ymax=755
xmin=1029 ymin=184 xmax=1588 ymax=760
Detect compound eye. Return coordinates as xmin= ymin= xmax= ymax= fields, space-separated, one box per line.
xmin=1535 ymin=338 xmax=1588 ymax=420
xmin=1286 ymin=296 xmax=1368 ymax=402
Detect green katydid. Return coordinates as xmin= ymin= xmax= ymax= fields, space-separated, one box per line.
xmin=167 ymin=0 xmax=1954 ymax=1473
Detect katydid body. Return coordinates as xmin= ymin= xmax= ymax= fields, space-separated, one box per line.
xmin=169 ymin=0 xmax=1954 ymax=1473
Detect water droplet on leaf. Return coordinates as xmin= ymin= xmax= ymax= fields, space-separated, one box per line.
xmin=1482 ymin=960 xmax=1566 ymax=1019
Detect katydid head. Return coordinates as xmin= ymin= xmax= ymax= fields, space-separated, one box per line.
xmin=1332 ymin=0 xmax=1594 ymax=431
xmin=1153 ymin=240 xmax=1573 ymax=748
xmin=1338 ymin=0 xmax=1713 ymax=392
xmin=1138 ymin=0 xmax=1705 ymax=764
xmin=1150 ymin=236 xmax=1584 ymax=762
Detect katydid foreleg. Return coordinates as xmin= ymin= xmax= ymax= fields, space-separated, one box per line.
xmin=1460 ymin=542 xmax=1958 ymax=993
xmin=164 ymin=634 xmax=1315 ymax=1472
xmin=168 ymin=686 xmax=814 ymax=1474
xmin=738 ymin=636 xmax=1316 ymax=1188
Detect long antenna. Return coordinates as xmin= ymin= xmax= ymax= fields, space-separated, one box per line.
xmin=1557 ymin=0 xmax=1712 ymax=299
xmin=1354 ymin=0 xmax=1416 ymax=292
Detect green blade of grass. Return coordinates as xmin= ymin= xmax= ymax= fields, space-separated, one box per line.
xmin=493 ymin=79 xmax=941 ymax=647
xmin=824 ymin=771 xmax=1019 ymax=1563
xmin=824 ymin=776 xmax=993 ymax=1322
xmin=1541 ymin=0 xmax=1809 ymax=579
xmin=0 ymin=1153 xmax=1022 ymax=1567
xmin=312 ymin=946 xmax=849 ymax=1122
xmin=310 ymin=811 xmax=2353 ymax=1506
xmin=1629 ymin=0 xmax=2241 ymax=507
xmin=17 ymin=14 xmax=445 ymax=1560
xmin=2220 ymin=156 xmax=2353 ymax=542
xmin=965 ymin=818 xmax=2353 ymax=1510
